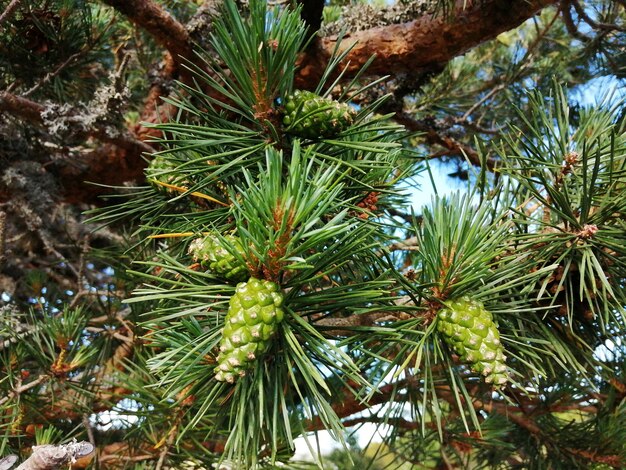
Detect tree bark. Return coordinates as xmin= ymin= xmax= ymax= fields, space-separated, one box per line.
xmin=14 ymin=442 xmax=93 ymax=470
xmin=296 ymin=0 xmax=559 ymax=86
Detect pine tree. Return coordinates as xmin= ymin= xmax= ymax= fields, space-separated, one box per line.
xmin=0 ymin=0 xmax=625 ymax=469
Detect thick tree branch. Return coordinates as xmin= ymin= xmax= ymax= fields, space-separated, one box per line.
xmin=296 ymin=0 xmax=559 ymax=86
xmin=3 ymin=0 xmax=558 ymax=206
xmin=0 ymin=92 xmax=153 ymax=155
xmin=100 ymin=0 xmax=193 ymax=68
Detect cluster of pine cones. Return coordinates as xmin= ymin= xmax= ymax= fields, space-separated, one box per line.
xmin=147 ymin=90 xmax=509 ymax=387
xmin=189 ymin=234 xmax=284 ymax=384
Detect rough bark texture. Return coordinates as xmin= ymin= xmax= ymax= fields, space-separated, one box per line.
xmin=296 ymin=0 xmax=559 ymax=86
xmin=0 ymin=456 xmax=18 ymax=470
xmin=14 ymin=441 xmax=93 ymax=470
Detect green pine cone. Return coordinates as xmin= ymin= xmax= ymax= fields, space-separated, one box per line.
xmin=145 ymin=155 xmax=187 ymax=190
xmin=188 ymin=234 xmax=248 ymax=282
xmin=215 ymin=278 xmax=285 ymax=383
xmin=282 ymin=90 xmax=356 ymax=139
xmin=437 ymin=297 xmax=508 ymax=386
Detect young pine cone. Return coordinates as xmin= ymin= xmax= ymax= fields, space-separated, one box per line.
xmin=189 ymin=234 xmax=248 ymax=282
xmin=437 ymin=296 xmax=508 ymax=386
xmin=215 ymin=278 xmax=285 ymax=383
xmin=282 ymin=90 xmax=356 ymax=139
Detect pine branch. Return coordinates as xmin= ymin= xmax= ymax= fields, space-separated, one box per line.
xmin=0 ymin=375 xmax=49 ymax=408
xmin=0 ymin=92 xmax=153 ymax=155
xmin=100 ymin=0 xmax=193 ymax=68
xmin=296 ymin=0 xmax=560 ymax=86
xmin=393 ymin=112 xmax=494 ymax=168
xmin=389 ymin=237 xmax=419 ymax=252
xmin=437 ymin=387 xmax=544 ymax=436
xmin=0 ymin=211 xmax=6 ymax=269
xmin=305 ymin=378 xmax=419 ymax=432
xmin=312 ymin=295 xmax=414 ymax=336
xmin=562 ymin=1 xmax=592 ymax=42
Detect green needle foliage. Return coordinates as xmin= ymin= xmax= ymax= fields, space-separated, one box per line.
xmin=90 ymin=2 xmax=625 ymax=467
xmin=91 ymin=1 xmax=414 ymax=467
xmin=3 ymin=1 xmax=626 ymax=469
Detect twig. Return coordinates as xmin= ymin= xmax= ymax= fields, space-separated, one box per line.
xmin=82 ymin=414 xmax=96 ymax=449
xmin=0 ymin=0 xmax=21 ymax=26
xmin=305 ymin=378 xmax=418 ymax=431
xmin=393 ymin=112 xmax=496 ymax=170
xmin=571 ymin=0 xmax=626 ymax=32
xmin=386 ymin=207 xmax=420 ymax=225
xmin=341 ymin=416 xmax=420 ymax=430
xmin=389 ymin=237 xmax=419 ymax=252
xmin=562 ymin=1 xmax=591 ymax=41
xmin=460 ymin=84 xmax=505 ymax=122
xmin=23 ymin=51 xmax=88 ymax=97
xmin=436 ymin=387 xmax=544 ymax=436
xmin=0 ymin=375 xmax=49 ymax=407
xmin=154 ymin=416 xmax=181 ymax=470
xmin=23 ymin=17 xmax=121 ymax=97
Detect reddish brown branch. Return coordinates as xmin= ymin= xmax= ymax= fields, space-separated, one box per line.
xmin=0 ymin=375 xmax=49 ymax=407
xmin=296 ymin=0 xmax=559 ymax=87
xmin=0 ymin=91 xmax=44 ymax=123
xmin=305 ymin=378 xmax=417 ymax=431
xmin=3 ymin=0 xmax=560 ymax=205
xmin=436 ymin=387 xmax=544 ymax=435
xmin=100 ymin=0 xmax=193 ymax=68
xmin=304 ymin=378 xmax=545 ymax=437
